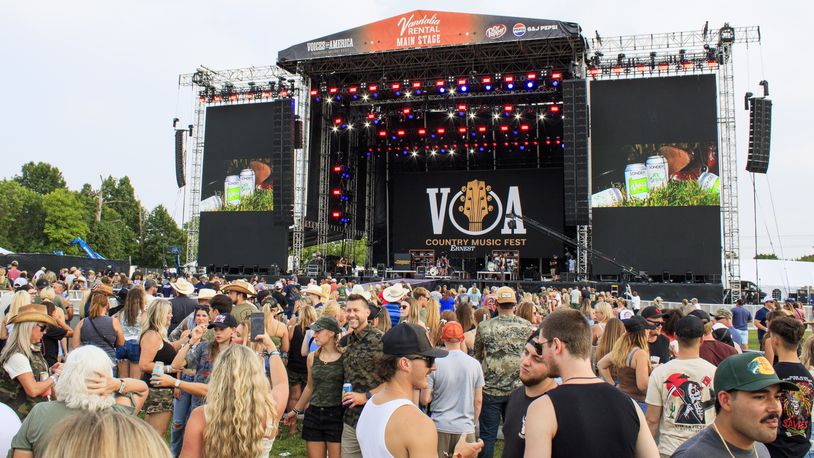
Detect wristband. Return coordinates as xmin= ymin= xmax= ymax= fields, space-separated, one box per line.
xmin=50 ymin=375 xmax=57 ymax=386
xmin=118 ymin=379 xmax=126 ymax=395
xmin=292 ymin=407 xmax=302 ymax=415
xmin=269 ymin=351 xmax=281 ymax=358
xmin=174 ymin=378 xmax=182 ymax=388
xmin=365 ymin=390 xmax=372 ymax=400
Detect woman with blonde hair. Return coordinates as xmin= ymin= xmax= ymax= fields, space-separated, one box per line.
xmin=515 ymin=302 xmax=536 ymax=324
xmin=139 ymin=298 xmax=185 ymax=436
xmin=425 ymin=297 xmax=441 ymax=346
xmin=372 ymin=305 xmax=392 ymax=333
xmin=400 ymin=297 xmax=427 ymax=329
xmin=800 ymin=334 xmax=814 ymax=373
xmin=594 ymin=317 xmax=624 ymax=374
xmin=285 ymin=303 xmax=317 ymax=434
xmin=181 ymin=343 xmax=288 ymax=458
xmin=0 ymin=267 xmax=11 ymax=291
xmin=42 ymin=409 xmax=171 ymax=458
xmin=597 ymin=316 xmax=653 ymax=411
xmin=592 ymin=302 xmax=613 ymax=346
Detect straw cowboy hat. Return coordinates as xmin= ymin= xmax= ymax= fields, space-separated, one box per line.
xmin=10 ymin=304 xmax=57 ymax=327
xmin=91 ymin=283 xmax=114 ymax=297
xmin=383 ymin=283 xmax=408 ymax=303
xmin=303 ymin=284 xmax=327 ymax=301
xmin=350 ymin=285 xmax=372 ymax=302
xmin=171 ymin=277 xmax=195 ymax=296
xmin=221 ymin=279 xmax=256 ymax=297
xmin=197 ymin=288 xmax=216 ymax=300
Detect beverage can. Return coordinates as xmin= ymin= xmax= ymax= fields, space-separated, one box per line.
xmin=224 ymin=175 xmax=241 ymax=206
xmin=200 ymin=195 xmax=223 ymax=212
xmin=624 ymin=163 xmax=649 ymax=200
xmin=591 ymin=188 xmax=624 ymax=208
xmin=342 ymin=382 xmax=353 ymax=395
xmin=645 ymin=155 xmax=669 ymax=190
xmin=153 ymin=361 xmax=165 ymax=375
xmin=239 ymin=168 xmax=256 ymax=198
xmin=698 ymin=172 xmax=720 ymax=193
xmin=40 ymin=371 xmax=51 ymax=399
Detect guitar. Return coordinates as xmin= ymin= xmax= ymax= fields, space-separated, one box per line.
xmin=459 ymin=180 xmax=494 ymax=232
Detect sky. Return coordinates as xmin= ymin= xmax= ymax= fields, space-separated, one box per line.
xmin=2 ymin=0 xmax=812 ymax=263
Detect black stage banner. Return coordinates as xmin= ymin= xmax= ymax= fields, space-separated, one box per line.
xmin=278 ymin=10 xmax=580 ymax=61
xmin=390 ymin=168 xmax=563 ymax=259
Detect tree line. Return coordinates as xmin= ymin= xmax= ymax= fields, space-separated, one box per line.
xmin=0 ymin=162 xmax=186 ymax=267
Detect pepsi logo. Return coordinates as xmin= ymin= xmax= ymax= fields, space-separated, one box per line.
xmin=485 ymin=24 xmax=507 ymax=39
xmin=513 ymin=23 xmax=526 ymax=37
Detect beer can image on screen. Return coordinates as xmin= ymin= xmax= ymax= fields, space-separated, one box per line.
xmin=592 ymin=188 xmax=624 ymax=208
xmin=224 ymin=175 xmax=241 ymax=206
xmin=239 ymin=168 xmax=256 ymax=198
xmin=698 ymin=172 xmax=720 ymax=193
xmin=624 ymin=163 xmax=649 ymax=200
xmin=645 ymin=156 xmax=669 ymax=190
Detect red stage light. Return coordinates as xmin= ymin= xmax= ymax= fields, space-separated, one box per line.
xmin=333 ymin=165 xmax=342 ymax=172
xmin=418 ymin=128 xmax=426 ymax=135
xmin=504 ymin=75 xmax=514 ymax=82
xmin=349 ymin=86 xmax=358 ymax=93
xmin=437 ymin=128 xmax=446 ymax=134
xmin=635 ymin=65 xmax=646 ymax=73
xmin=612 ymin=66 xmax=622 ymax=75
xmin=391 ymin=83 xmax=401 ymax=90
xmin=435 ymin=80 xmax=445 ymax=87
xmin=247 ymin=93 xmax=255 ymax=100
xmin=279 ymin=90 xmax=288 ymax=97
xmin=682 ymin=61 xmax=694 ymax=70
xmin=556 ymin=139 xmax=561 ymax=145
xmin=457 ymin=79 xmax=467 ymax=85
xmin=213 ymin=95 xmax=222 ymax=102
xmin=228 ymin=94 xmax=238 ymax=101
xmin=589 ymin=68 xmax=600 ymax=77
xmin=707 ymin=60 xmax=719 ymax=69
xmin=527 ymin=73 xmax=537 ymax=80
xmin=551 ymin=72 xmax=562 ymax=79
xmin=332 ymin=189 xmax=342 ymax=196
xmin=658 ymin=62 xmax=669 ymax=71
xmin=503 ymin=105 xmax=513 ymax=112
xmin=520 ymin=125 xmax=530 ymax=131
xmin=458 ymin=127 xmax=467 ymax=133
xmin=331 ymin=211 xmax=341 ymax=219
xmin=334 ymin=118 xmax=342 ymax=124
xmin=478 ymin=126 xmax=487 ymax=133
xmin=550 ymin=105 xmax=560 ymax=113
xmin=412 ymin=81 xmax=422 ymax=88
xmin=369 ymin=84 xmax=378 ymax=92
xmin=199 ymin=96 xmax=206 ymax=103
xmin=546 ymin=139 xmax=552 ymax=145
xmin=310 ymin=89 xmax=318 ymax=96
xmin=500 ymin=126 xmax=509 ymax=132
xmin=367 ymin=113 xmax=375 ymax=120
xmin=397 ymin=130 xmax=405 ymax=136
xmin=402 ymin=107 xmax=412 ymax=115
xmin=378 ymin=131 xmax=387 ymax=137
xmin=481 ymin=76 xmax=492 ymax=84
xmin=457 ymin=104 xmax=467 ymax=111
xmin=329 ymin=87 xmax=338 ymax=94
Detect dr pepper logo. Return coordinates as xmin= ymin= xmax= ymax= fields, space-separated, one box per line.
xmin=485 ymin=24 xmax=507 ymax=39
xmin=513 ymin=23 xmax=526 ymax=37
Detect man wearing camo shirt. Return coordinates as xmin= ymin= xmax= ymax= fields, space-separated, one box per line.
xmin=474 ymin=286 xmax=535 ymax=458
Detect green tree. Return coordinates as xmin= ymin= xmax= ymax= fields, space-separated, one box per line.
xmin=42 ymin=189 xmax=91 ymax=255
xmin=142 ymin=205 xmax=186 ymax=268
xmin=14 ymin=162 xmax=67 ymax=195
xmin=87 ymin=207 xmax=129 ymax=261
xmin=100 ymin=176 xmax=143 ymax=263
xmin=754 ymin=253 xmax=779 ymax=260
xmin=798 ymin=254 xmax=814 ymax=262
xmin=0 ymin=180 xmax=46 ymax=252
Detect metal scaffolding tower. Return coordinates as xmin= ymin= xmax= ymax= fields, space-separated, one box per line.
xmin=588 ymin=25 xmax=760 ymax=297
xmin=291 ymin=73 xmax=312 ymax=275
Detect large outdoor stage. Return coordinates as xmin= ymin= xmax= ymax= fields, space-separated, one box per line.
xmin=180 ymin=11 xmax=761 ymax=303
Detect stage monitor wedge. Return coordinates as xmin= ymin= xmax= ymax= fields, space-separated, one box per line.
xmin=746 ymin=97 xmax=772 ymax=174
xmin=563 ymin=79 xmax=590 ymax=226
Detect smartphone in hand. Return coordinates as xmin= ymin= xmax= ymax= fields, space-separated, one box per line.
xmin=250 ymin=312 xmax=265 ymax=341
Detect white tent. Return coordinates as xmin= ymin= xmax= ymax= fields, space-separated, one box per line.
xmin=0 ymin=247 xmax=12 ymax=255
xmin=739 ymin=259 xmax=814 ymax=297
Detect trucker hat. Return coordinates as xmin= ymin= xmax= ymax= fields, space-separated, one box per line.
xmin=640 ymin=306 xmax=666 ymax=320
xmin=715 ymin=353 xmax=799 ymax=394
xmin=622 ymin=316 xmax=658 ymax=333
xmin=382 ymin=323 xmax=448 ymax=358
xmin=495 ymin=286 xmax=516 ymax=304
xmin=675 ymin=315 xmax=705 ymax=339
xmin=310 ymin=316 xmax=343 ymax=334
xmin=208 ymin=313 xmax=238 ymax=329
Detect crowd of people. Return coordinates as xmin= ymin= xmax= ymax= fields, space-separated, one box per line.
xmin=0 ymin=262 xmax=813 ymax=458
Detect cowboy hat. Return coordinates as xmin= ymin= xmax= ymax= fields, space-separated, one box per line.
xmin=383 ymin=284 xmax=408 ymax=303
xmin=171 ymin=277 xmax=195 ymax=296
xmin=10 ymin=304 xmax=57 ymax=327
xmin=197 ymin=288 xmax=216 ymax=300
xmin=350 ymin=285 xmax=372 ymax=302
xmin=91 ymin=283 xmax=114 ymax=297
xmin=303 ymin=284 xmax=327 ymax=300
xmin=221 ymin=279 xmax=256 ymax=297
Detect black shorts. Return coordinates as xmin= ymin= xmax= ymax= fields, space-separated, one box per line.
xmin=301 ymin=405 xmax=344 ymax=443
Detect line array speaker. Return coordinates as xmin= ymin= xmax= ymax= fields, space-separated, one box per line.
xmin=746 ymin=97 xmax=772 ymax=174
xmin=563 ymin=79 xmax=590 ymax=225
xmin=175 ymin=129 xmax=185 ymax=188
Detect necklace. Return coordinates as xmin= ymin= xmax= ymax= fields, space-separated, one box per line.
xmin=562 ymin=375 xmax=599 ymax=384
xmin=712 ymin=423 xmax=758 ymax=458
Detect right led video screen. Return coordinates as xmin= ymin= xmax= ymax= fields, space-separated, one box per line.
xmin=590 ymin=75 xmax=722 ymax=277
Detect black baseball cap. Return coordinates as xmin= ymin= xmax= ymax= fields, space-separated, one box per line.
xmin=368 ymin=303 xmax=382 ymax=320
xmin=688 ymin=309 xmax=711 ymax=323
xmin=382 ymin=323 xmax=449 ymax=358
xmin=35 ymin=278 xmax=49 ymax=289
xmin=675 ymin=315 xmax=705 ymax=339
xmin=640 ymin=306 xmax=666 ymax=320
xmin=208 ymin=313 xmax=238 ymax=329
xmin=622 ymin=316 xmax=658 ymax=333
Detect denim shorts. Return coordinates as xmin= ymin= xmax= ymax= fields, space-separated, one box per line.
xmin=115 ymin=340 xmax=141 ymax=363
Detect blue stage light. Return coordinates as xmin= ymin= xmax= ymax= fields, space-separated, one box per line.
xmin=526 ymin=81 xmax=535 ymax=89
xmin=506 ymin=83 xmax=514 ymax=90
xmin=439 ymin=87 xmax=446 ymax=94
xmin=552 ymin=80 xmax=559 ymax=87
xmin=484 ymin=84 xmax=492 ymax=91
xmin=459 ymin=85 xmax=468 ymax=93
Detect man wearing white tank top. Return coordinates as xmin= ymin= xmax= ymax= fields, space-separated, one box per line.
xmin=356 ymin=322 xmax=484 ymax=458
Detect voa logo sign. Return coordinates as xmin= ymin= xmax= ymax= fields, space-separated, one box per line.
xmin=425 ymin=179 xmax=527 ymax=236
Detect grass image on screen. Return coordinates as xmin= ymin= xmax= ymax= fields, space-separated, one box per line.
xmin=200 ymin=158 xmax=274 ymax=212
xmin=591 ymin=142 xmax=719 ymax=208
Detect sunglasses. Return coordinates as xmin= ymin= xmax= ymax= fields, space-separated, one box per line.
xmin=407 ymin=355 xmax=435 ymax=367
xmin=400 ymin=305 xmax=409 ymax=310
xmin=37 ymin=324 xmax=47 ymax=331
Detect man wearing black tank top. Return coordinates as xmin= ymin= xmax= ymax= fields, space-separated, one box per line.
xmin=523 ymin=308 xmax=658 ymax=457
